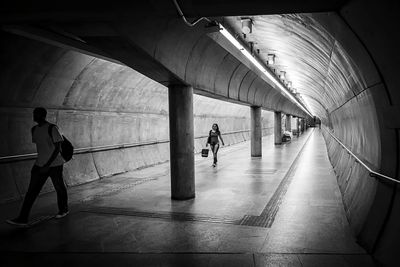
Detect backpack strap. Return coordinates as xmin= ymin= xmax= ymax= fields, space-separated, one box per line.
xmin=48 ymin=123 xmax=55 ymax=143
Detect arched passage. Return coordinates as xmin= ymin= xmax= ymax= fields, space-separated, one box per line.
xmin=1 ymin=0 xmax=399 ymax=265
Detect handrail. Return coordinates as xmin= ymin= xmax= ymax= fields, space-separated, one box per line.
xmin=0 ymin=127 xmax=272 ymax=163
xmin=323 ymin=128 xmax=400 ymax=184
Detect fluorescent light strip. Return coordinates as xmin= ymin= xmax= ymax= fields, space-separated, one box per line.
xmin=219 ymin=25 xmax=312 ymax=117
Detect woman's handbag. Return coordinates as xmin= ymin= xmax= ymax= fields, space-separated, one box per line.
xmin=201 ymin=148 xmax=209 ymax=157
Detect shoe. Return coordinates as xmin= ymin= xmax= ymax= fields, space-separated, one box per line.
xmin=6 ymin=218 xmax=29 ymax=227
xmin=212 ymin=163 xmax=216 ymax=167
xmin=55 ymin=211 xmax=69 ymax=219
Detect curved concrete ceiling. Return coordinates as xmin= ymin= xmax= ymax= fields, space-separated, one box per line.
xmin=76 ymin=17 xmax=308 ymax=118
xmin=224 ymin=13 xmax=367 ymax=120
xmin=1 ymin=18 xmax=310 ymax=118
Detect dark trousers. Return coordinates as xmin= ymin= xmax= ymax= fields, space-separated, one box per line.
xmin=18 ymin=165 xmax=68 ymax=221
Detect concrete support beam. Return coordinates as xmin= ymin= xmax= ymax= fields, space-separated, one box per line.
xmin=297 ymin=117 xmax=300 ymax=136
xmin=168 ymin=84 xmax=195 ymax=200
xmin=274 ymin=111 xmax=282 ymax=145
xmin=286 ymin=114 xmax=291 ymax=132
xmin=250 ymin=106 xmax=262 ymax=157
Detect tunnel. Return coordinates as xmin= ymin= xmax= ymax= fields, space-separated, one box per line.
xmin=0 ymin=0 xmax=399 ymax=266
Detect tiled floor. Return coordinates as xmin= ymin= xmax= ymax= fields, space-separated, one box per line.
xmin=0 ymin=129 xmax=376 ymax=266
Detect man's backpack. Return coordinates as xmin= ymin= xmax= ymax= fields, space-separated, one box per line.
xmin=48 ymin=124 xmax=74 ymax=162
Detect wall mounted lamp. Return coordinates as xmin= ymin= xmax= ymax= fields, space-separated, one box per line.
xmin=279 ymin=71 xmax=286 ymax=81
xmin=267 ymin=54 xmax=275 ymax=65
xmin=241 ymin=18 xmax=252 ymax=34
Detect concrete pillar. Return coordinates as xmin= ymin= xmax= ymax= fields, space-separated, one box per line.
xmin=274 ymin=111 xmax=282 ymax=145
xmin=285 ymin=114 xmax=291 ymax=132
xmin=297 ymin=117 xmax=300 ymax=137
xmin=300 ymin=118 xmax=303 ymax=133
xmin=168 ymin=84 xmax=195 ymax=200
xmin=250 ymin=106 xmax=262 ymax=157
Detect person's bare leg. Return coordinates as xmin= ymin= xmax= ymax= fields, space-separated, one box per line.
xmin=210 ymin=144 xmax=215 ymax=166
xmin=213 ymin=144 xmax=219 ymax=166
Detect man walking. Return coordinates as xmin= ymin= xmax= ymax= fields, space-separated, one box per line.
xmin=6 ymin=107 xmax=69 ymax=227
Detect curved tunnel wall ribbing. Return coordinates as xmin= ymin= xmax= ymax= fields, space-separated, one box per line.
xmin=226 ymin=11 xmax=383 ymax=248
xmin=331 ymin=2 xmax=400 ymax=264
xmin=224 ymin=8 xmax=398 ymax=265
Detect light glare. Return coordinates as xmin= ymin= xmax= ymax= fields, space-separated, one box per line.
xmin=219 ymin=25 xmax=312 ymax=116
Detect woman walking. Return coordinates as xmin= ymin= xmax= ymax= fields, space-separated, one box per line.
xmin=206 ymin=123 xmax=225 ymax=167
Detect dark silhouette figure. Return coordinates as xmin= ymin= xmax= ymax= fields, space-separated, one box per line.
xmin=6 ymin=107 xmax=69 ymax=227
xmin=206 ymin=123 xmax=225 ymax=167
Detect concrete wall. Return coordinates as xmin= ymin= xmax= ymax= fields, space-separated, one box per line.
xmin=312 ymin=12 xmax=382 ymax=247
xmin=0 ymin=32 xmax=274 ymax=204
xmin=321 ymin=2 xmax=400 ymax=265
xmin=242 ymin=10 xmax=396 ymax=266
xmin=322 ymin=129 xmax=378 ymax=235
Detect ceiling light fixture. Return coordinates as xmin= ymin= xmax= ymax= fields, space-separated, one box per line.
xmin=219 ymin=25 xmax=312 ymax=117
xmin=241 ymin=18 xmax=252 ymax=34
xmin=267 ymin=54 xmax=275 ymax=65
xmin=171 ymin=0 xmax=312 ymax=117
xmin=279 ymin=71 xmax=286 ymax=81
